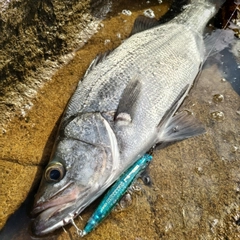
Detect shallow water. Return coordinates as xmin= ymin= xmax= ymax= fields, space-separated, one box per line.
xmin=0 ymin=0 xmax=240 ymax=239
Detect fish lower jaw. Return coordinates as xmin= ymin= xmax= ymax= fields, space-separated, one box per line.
xmin=35 ymin=210 xmax=82 ymax=236
xmin=32 ymin=182 xmax=81 ymax=216
xmin=32 ymin=202 xmax=77 ymax=236
xmin=32 ymin=185 xmax=82 ymax=235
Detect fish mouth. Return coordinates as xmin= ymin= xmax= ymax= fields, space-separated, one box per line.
xmin=32 ymin=181 xmax=82 ymax=236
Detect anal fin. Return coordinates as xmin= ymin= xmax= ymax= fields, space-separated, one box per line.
xmin=157 ymin=110 xmax=205 ymax=143
xmin=156 ymin=84 xmax=205 ymax=143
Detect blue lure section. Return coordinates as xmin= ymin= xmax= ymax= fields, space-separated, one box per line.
xmin=81 ymin=154 xmax=153 ymax=236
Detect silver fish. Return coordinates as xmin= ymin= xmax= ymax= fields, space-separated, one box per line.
xmin=32 ymin=0 xmax=224 ymax=235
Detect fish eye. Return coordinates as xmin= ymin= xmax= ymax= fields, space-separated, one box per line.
xmin=45 ymin=162 xmax=65 ymax=182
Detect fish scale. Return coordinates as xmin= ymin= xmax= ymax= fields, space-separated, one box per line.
xmin=67 ymin=25 xmax=200 ymax=119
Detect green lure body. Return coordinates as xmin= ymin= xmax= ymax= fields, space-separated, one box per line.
xmin=81 ymin=154 xmax=152 ymax=236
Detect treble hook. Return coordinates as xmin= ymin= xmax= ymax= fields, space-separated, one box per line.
xmin=69 ymin=218 xmax=84 ymax=237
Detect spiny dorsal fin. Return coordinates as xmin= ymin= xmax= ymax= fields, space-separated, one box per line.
xmin=115 ymin=76 xmax=142 ymax=123
xmin=130 ymin=15 xmax=159 ymax=36
xmin=84 ymin=50 xmax=112 ymax=77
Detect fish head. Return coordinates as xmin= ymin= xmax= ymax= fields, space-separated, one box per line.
xmin=32 ymin=113 xmax=120 ymax=235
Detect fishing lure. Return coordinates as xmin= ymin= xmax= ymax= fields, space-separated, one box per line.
xmin=80 ymin=154 xmax=153 ymax=237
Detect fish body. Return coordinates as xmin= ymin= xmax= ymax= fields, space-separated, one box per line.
xmin=81 ymin=154 xmax=152 ymax=236
xmin=32 ymin=0 xmax=224 ymax=235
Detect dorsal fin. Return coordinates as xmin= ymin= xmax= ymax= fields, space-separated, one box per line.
xmin=130 ymin=15 xmax=159 ymax=36
xmin=130 ymin=0 xmax=190 ymax=36
xmin=84 ymin=50 xmax=112 ymax=77
xmin=158 ymin=0 xmax=190 ymax=24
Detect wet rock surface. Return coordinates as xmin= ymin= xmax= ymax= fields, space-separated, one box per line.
xmin=0 ymin=0 xmax=110 ymax=128
xmin=0 ymin=0 xmax=239 ymax=239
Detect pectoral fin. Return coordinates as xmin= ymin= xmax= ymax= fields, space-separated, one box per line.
xmin=115 ymin=76 xmax=142 ymax=123
xmin=157 ymin=110 xmax=205 ymax=143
